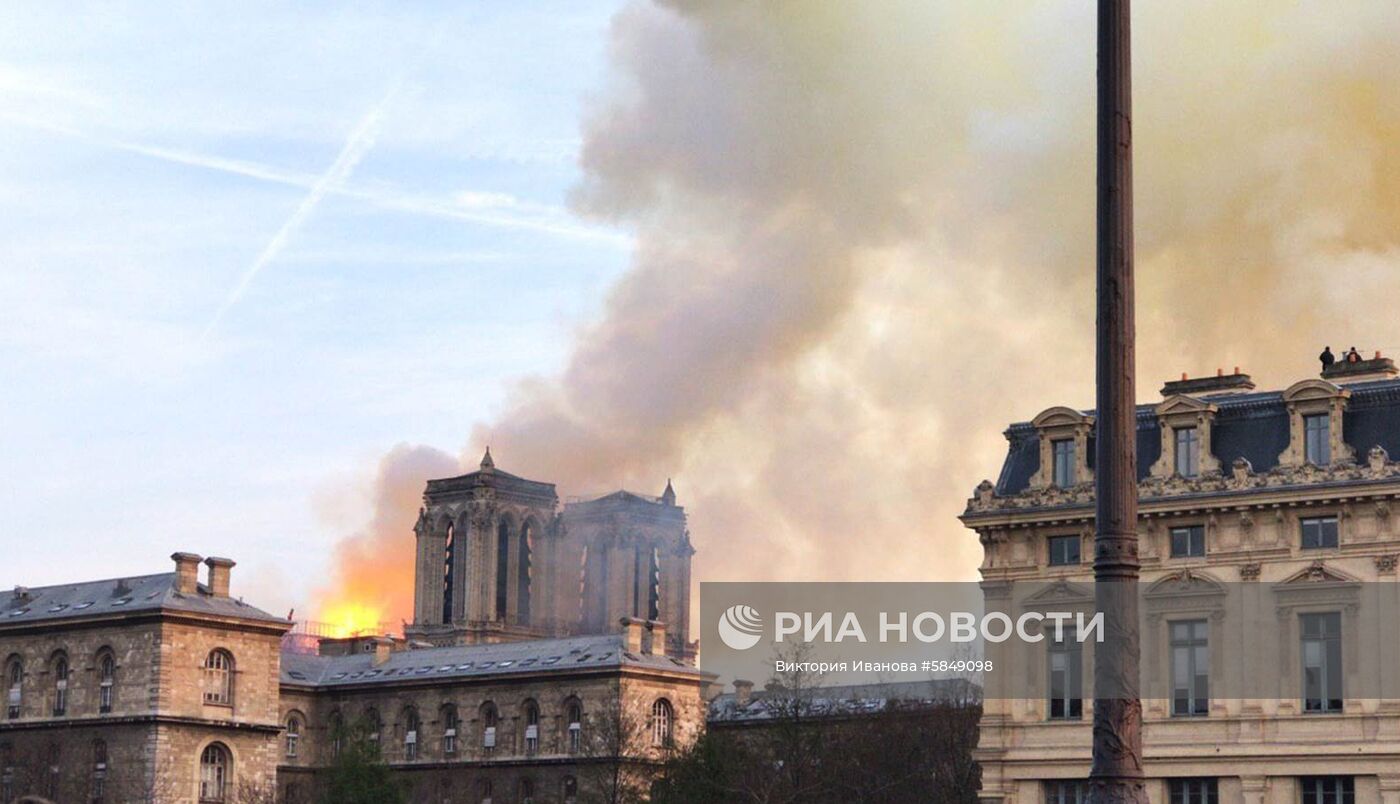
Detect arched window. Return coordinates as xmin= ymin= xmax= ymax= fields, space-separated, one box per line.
xmin=329 ymin=711 xmax=345 ymax=758
xmin=403 ymin=707 xmax=420 ymax=760
xmin=51 ymin=653 xmax=69 ymax=716
xmin=522 ymin=700 xmax=540 ymax=755
xmin=92 ymin=739 xmax=108 ymax=802
xmin=562 ymin=775 xmax=578 ymax=804
xmin=565 ymin=698 xmax=583 ymax=754
xmin=517 ymin=520 xmax=533 ymax=624
xmin=481 ymin=701 xmax=498 ymax=754
xmin=285 ymin=714 xmax=303 ymax=759
xmin=97 ymin=651 xmax=116 ymax=714
xmin=202 ymin=650 xmax=234 ymax=706
xmin=441 ymin=704 xmax=459 ymax=755
xmin=5 ymin=656 xmax=21 ymax=719
xmin=495 ymin=521 xmax=510 ymax=619
xmin=442 ymin=521 xmax=456 ymax=623
xmin=199 ymin=743 xmax=230 ymax=802
xmin=650 ymin=699 xmax=673 ymax=748
xmin=362 ymin=708 xmax=382 ymax=745
xmin=519 ymin=778 xmax=534 ymax=804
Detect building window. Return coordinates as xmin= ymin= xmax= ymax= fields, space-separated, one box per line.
xmin=92 ymin=739 xmax=108 ymax=803
xmin=1170 ymin=525 xmax=1206 ymax=558
xmin=202 ymin=650 xmax=234 ymax=706
xmin=562 ymin=775 xmax=578 ymax=804
xmin=478 ymin=779 xmax=493 ymax=804
xmin=285 ymin=715 xmax=302 ymax=759
xmin=481 ymin=702 xmax=498 ymax=754
xmin=566 ymin=699 xmax=583 ymax=754
xmin=403 ymin=708 xmax=420 ymax=760
xmin=1304 ymin=413 xmax=1331 ymax=465
xmin=1052 ymin=439 xmax=1076 ymax=488
xmin=442 ymin=705 xmax=459 ymax=755
xmin=1044 ymin=780 xmax=1086 ymax=803
xmin=1168 ymin=778 xmax=1217 ymax=803
xmin=4 ymin=657 xmax=19 ymax=719
xmin=199 ymin=743 xmax=230 ymax=802
xmin=1302 ymin=612 xmax=1343 ymax=713
xmin=51 ymin=654 xmax=69 ymax=716
xmin=519 ymin=778 xmax=535 ymax=804
xmin=45 ymin=742 xmax=59 ymax=798
xmin=1047 ymin=632 xmax=1082 ymax=720
xmin=98 ymin=652 xmax=115 ymax=714
xmin=1300 ymin=777 xmax=1354 ymax=804
xmin=1048 ymin=535 xmax=1080 ymax=567
xmin=1174 ymin=427 xmax=1200 ymax=477
xmin=1301 ymin=516 xmax=1339 ymax=550
xmin=523 ymin=700 xmax=540 ymax=755
xmin=1170 ymin=620 xmax=1209 ymax=717
xmin=650 ymin=699 xmax=674 ymax=748
xmin=363 ymin=708 xmax=382 ymax=746
xmin=329 ymin=712 xmax=344 ymax=758
xmin=442 ymin=521 xmax=456 ymax=624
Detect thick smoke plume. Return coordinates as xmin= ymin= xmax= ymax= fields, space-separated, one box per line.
xmin=319 ymin=1 xmax=1400 ymax=626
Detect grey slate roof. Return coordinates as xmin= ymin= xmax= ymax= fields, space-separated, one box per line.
xmin=280 ymin=633 xmax=709 ymax=687
xmin=0 ymin=572 xmax=288 ymax=629
xmin=708 ymin=678 xmax=980 ymax=723
xmin=994 ymin=378 xmax=1400 ymax=496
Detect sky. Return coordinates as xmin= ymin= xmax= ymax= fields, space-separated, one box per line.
xmin=5 ymin=2 xmax=1400 ymax=632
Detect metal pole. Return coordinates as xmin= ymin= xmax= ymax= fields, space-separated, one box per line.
xmin=1089 ymin=0 xmax=1145 ymax=801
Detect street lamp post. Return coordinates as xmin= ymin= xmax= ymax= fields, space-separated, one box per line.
xmin=1089 ymin=0 xmax=1146 ymax=802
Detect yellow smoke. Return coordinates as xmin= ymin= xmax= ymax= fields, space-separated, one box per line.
xmin=319 ymin=1 xmax=1400 ymax=627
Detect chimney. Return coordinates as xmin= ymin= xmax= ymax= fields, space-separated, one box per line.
xmin=204 ymin=557 xmax=235 ymax=598
xmin=373 ymin=638 xmax=394 ymax=666
xmin=1322 ymin=352 xmax=1398 ymax=384
xmin=1160 ymin=369 xmax=1255 ymax=397
xmin=646 ymin=620 xmax=668 ymax=656
xmin=171 ymin=553 xmax=202 ymax=595
xmin=11 ymin=586 xmax=31 ymax=604
xmin=620 ymin=617 xmax=645 ymax=653
xmin=733 ymin=679 xmax=754 ymax=706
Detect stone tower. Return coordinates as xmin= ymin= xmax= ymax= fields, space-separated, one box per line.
xmin=406 ymin=453 xmax=694 ymax=659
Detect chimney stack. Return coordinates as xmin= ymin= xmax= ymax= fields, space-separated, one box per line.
xmin=620 ymin=617 xmax=645 ymax=653
xmin=1160 ymin=369 xmax=1255 ymax=397
xmin=646 ymin=620 xmax=668 ymax=656
xmin=204 ymin=557 xmax=235 ymax=598
xmin=171 ymin=553 xmax=202 ymax=595
xmin=733 ymin=679 xmax=754 ymax=706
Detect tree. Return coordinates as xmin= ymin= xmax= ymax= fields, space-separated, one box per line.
xmin=314 ymin=723 xmax=407 ymax=804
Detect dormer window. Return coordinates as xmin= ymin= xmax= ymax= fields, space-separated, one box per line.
xmin=1052 ymin=440 xmax=1075 ymax=488
xmin=1174 ymin=427 xmax=1200 ymax=477
xmin=1304 ymin=414 xmax=1330 ymax=465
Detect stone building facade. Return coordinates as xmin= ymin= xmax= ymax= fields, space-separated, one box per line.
xmin=963 ymin=358 xmax=1400 ymax=804
xmin=407 ymin=452 xmax=694 ymax=660
xmin=0 ymin=554 xmax=290 ymax=803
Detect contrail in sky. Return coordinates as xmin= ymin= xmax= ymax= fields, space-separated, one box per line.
xmin=197 ymin=84 xmax=401 ymax=344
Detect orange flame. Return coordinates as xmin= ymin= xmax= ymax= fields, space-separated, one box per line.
xmin=319 ymin=600 xmax=387 ymax=638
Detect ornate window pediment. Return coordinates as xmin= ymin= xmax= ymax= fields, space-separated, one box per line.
xmin=1149 ymin=395 xmax=1220 ymax=479
xmin=1029 ymin=407 xmax=1094 ymax=490
xmin=1021 ymin=579 xmax=1094 ymax=610
xmin=1278 ymin=380 xmax=1354 ymax=468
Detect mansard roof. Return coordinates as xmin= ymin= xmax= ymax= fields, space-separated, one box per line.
xmin=993 ymin=377 xmax=1400 ymax=496
xmin=279 ymin=633 xmax=708 ymax=688
xmin=0 ymin=572 xmax=288 ymax=631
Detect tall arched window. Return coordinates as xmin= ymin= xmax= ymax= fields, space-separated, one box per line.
xmin=403 ymin=707 xmax=420 ymax=760
xmin=202 ymin=650 xmax=234 ymax=706
xmin=4 ymin=657 xmax=21 ymax=719
xmin=284 ymin=714 xmax=303 ymax=759
xmin=51 ymin=653 xmax=69 ymax=716
xmin=329 ymin=711 xmax=345 ymax=758
xmin=562 ymin=775 xmax=578 ymax=804
xmin=92 ymin=739 xmax=108 ymax=802
xmin=198 ymin=743 xmax=230 ymax=802
xmin=362 ymin=708 xmax=382 ymax=746
xmin=441 ymin=704 xmax=459 ymax=755
xmin=517 ymin=520 xmax=533 ymax=624
xmin=650 ymin=699 xmax=673 ymax=748
xmin=522 ymin=700 xmax=540 ymax=755
xmin=495 ymin=521 xmax=510 ymax=619
xmin=481 ymin=701 xmax=498 ymax=755
xmin=97 ymin=651 xmax=116 ymax=714
xmin=442 ymin=522 xmax=456 ymax=624
xmin=565 ymin=699 xmax=583 ymax=754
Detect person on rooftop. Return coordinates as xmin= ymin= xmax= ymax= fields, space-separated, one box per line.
xmin=1320 ymin=346 xmax=1335 ymax=369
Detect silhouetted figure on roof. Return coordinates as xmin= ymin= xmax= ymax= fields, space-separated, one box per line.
xmin=1347 ymin=347 xmax=1363 ymax=364
xmin=1320 ymin=346 xmax=1335 ymax=369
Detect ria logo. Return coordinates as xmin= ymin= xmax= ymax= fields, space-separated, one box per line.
xmin=717 ymin=604 xmax=763 ymax=650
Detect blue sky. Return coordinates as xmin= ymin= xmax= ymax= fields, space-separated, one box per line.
xmin=0 ymin=2 xmax=630 ymax=610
